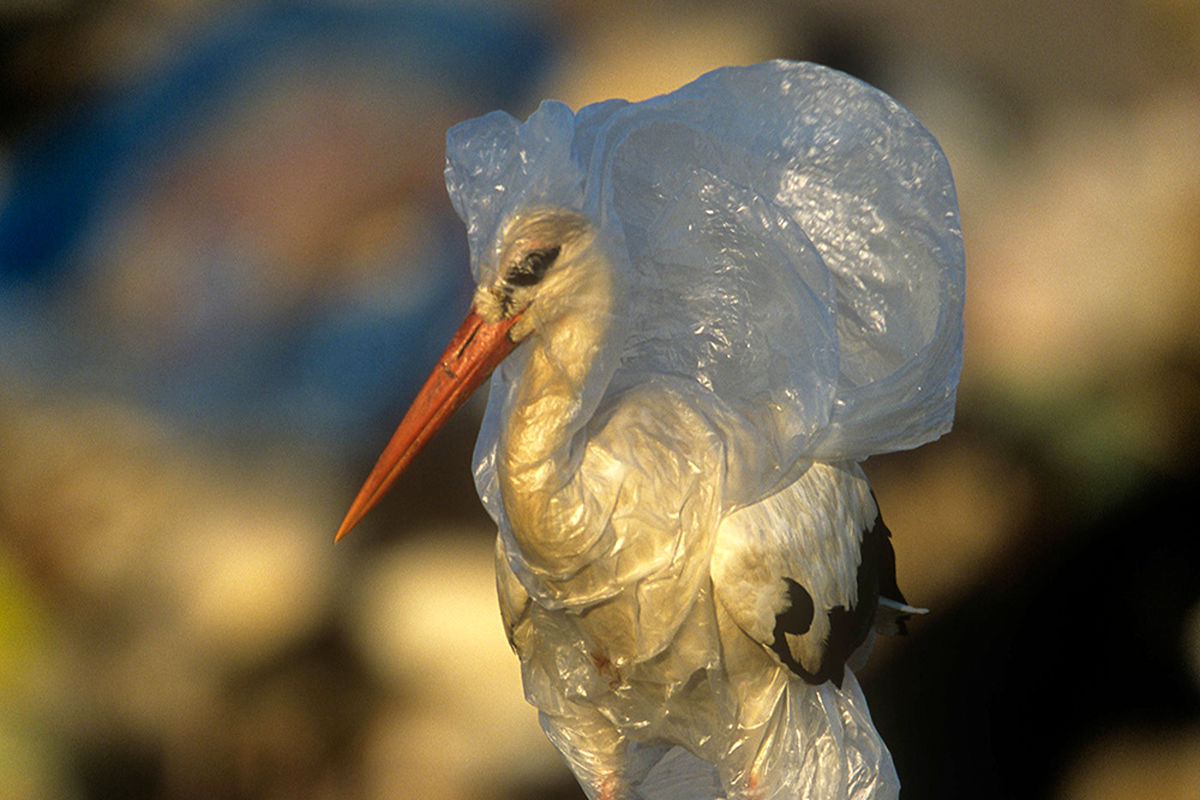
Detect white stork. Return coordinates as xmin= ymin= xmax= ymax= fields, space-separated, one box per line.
xmin=338 ymin=61 xmax=964 ymax=800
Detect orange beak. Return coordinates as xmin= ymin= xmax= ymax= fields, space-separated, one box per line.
xmin=335 ymin=308 xmax=522 ymax=541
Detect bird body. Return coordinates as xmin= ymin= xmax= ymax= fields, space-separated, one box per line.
xmin=339 ymin=61 xmax=964 ymax=799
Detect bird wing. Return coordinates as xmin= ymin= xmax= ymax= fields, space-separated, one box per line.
xmin=711 ymin=461 xmax=908 ymax=686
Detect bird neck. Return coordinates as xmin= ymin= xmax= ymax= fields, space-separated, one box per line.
xmin=500 ymin=302 xmax=620 ymax=492
xmin=493 ymin=258 xmax=628 ymax=569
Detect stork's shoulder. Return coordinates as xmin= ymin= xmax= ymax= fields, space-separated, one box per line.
xmin=712 ymin=462 xmax=875 ymax=627
xmin=712 ymin=461 xmax=890 ymax=686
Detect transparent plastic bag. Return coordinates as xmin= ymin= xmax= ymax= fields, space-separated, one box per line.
xmin=450 ymin=60 xmax=964 ymax=509
xmin=445 ymin=61 xmax=964 ymax=799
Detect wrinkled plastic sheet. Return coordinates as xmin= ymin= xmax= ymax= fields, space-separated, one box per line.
xmin=449 ymin=60 xmax=964 ymax=499
xmin=445 ymin=61 xmax=963 ymax=799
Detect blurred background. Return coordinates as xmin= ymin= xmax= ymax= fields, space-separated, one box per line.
xmin=1 ymin=1 xmax=1198 ymax=798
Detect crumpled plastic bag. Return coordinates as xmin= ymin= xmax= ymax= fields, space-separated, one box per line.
xmin=450 ymin=60 xmax=964 ymax=510
xmin=444 ymin=60 xmax=964 ymax=800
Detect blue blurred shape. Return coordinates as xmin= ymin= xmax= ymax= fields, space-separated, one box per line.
xmin=0 ymin=3 xmax=551 ymax=286
xmin=0 ymin=3 xmax=554 ymax=449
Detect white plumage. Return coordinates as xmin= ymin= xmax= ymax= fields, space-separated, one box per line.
xmin=339 ymin=61 xmax=964 ymax=799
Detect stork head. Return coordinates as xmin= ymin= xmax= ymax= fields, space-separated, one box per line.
xmin=472 ymin=208 xmax=602 ymax=339
xmin=335 ymin=207 xmax=609 ymax=540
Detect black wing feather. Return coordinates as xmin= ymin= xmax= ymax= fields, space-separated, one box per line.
xmin=772 ymin=503 xmax=909 ymax=688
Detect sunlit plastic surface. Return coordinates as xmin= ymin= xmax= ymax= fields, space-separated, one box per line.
xmin=446 ymin=61 xmax=964 ymax=799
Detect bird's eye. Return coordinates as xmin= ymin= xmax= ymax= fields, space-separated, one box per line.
xmin=507 ymin=246 xmax=561 ymax=287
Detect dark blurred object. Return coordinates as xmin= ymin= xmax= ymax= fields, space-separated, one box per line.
xmin=867 ymin=469 xmax=1200 ymax=800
